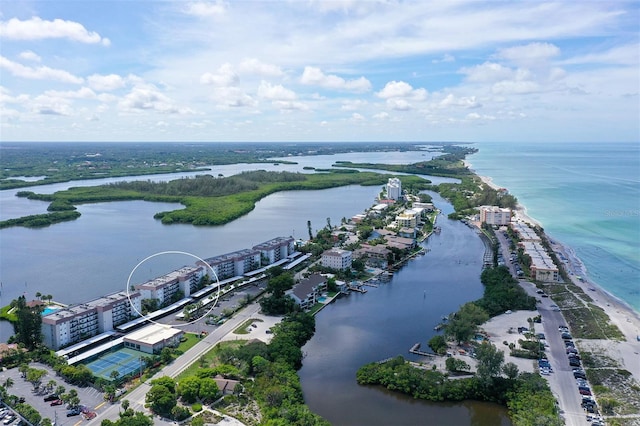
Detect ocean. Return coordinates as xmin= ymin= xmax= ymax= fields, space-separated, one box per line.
xmin=467 ymin=141 xmax=640 ymax=312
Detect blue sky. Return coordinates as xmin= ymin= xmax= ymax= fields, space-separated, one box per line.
xmin=1 ymin=1 xmax=638 ymax=143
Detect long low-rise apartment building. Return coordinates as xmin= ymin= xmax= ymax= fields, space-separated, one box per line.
xmin=520 ymin=241 xmax=559 ymax=282
xmin=42 ymin=291 xmax=142 ymax=350
xmin=135 ymin=265 xmax=204 ymax=305
xmin=200 ymin=249 xmax=261 ymax=281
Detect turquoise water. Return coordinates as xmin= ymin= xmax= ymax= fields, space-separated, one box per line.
xmin=41 ymin=307 xmax=59 ymax=316
xmin=468 ymin=141 xmax=640 ymax=312
xmin=318 ymin=297 xmax=327 ymax=303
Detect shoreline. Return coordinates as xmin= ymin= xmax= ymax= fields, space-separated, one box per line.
xmin=470 ymin=168 xmax=640 ymax=384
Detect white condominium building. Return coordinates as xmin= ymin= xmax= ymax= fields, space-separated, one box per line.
xmin=42 ymin=290 xmax=142 ymax=350
xmin=387 ymin=178 xmax=402 ymax=200
xmin=135 ymin=265 xmax=204 ymax=304
xmin=321 ymin=249 xmax=353 ymax=271
xmin=201 ymin=249 xmax=261 ymax=280
xmin=253 ymin=236 xmax=295 ymax=265
xmin=479 ymin=205 xmax=512 ymax=225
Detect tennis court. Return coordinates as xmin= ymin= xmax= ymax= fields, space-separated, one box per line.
xmin=84 ymin=347 xmax=143 ymax=381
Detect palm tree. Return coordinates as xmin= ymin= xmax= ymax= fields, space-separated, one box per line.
xmin=3 ymin=377 xmax=14 ymax=390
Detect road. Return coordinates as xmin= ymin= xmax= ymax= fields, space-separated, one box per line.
xmin=93 ymin=303 xmax=263 ymax=424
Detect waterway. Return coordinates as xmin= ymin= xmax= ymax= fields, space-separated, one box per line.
xmin=0 ymin=147 xmax=510 ymax=423
xmin=298 ymin=190 xmax=511 ymax=425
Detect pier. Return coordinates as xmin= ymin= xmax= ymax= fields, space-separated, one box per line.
xmin=348 ymin=284 xmax=368 ymax=293
xmin=409 ymin=342 xmax=435 ymax=357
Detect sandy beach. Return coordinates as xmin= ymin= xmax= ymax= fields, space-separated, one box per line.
xmin=473 ymin=170 xmax=640 ymax=386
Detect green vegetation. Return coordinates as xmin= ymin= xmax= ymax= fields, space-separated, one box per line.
xmin=2 ymin=170 xmax=431 ymax=229
xmin=357 ymin=355 xmax=560 ymax=426
xmin=6 ymin=296 xmax=42 ymax=350
xmin=142 ymin=312 xmax=325 ymax=425
xmin=0 ymin=141 xmax=432 ymax=190
xmin=0 ymin=210 xmax=81 ymax=229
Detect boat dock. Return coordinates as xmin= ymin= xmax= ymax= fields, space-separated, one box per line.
xmin=409 ymin=342 xmax=435 ymax=357
xmin=348 ymin=284 xmax=367 ymax=293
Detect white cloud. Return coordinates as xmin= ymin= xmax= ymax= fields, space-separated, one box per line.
xmin=272 ymin=100 xmax=309 ymax=111
xmin=341 ymin=99 xmax=367 ymax=111
xmin=119 ymin=85 xmax=194 ymax=114
xmin=373 ymin=111 xmax=390 ymax=120
xmin=200 ymin=63 xmax=239 ymax=87
xmin=376 ymin=81 xmax=426 ymax=101
xmin=87 ymin=74 xmax=126 ymax=91
xmin=561 ymin=43 xmax=640 ymax=66
xmin=350 ymin=112 xmax=365 ymax=121
xmin=257 ymin=81 xmax=296 ymax=100
xmin=300 ymin=66 xmax=371 ymax=92
xmin=432 ymin=53 xmax=455 ymax=64
xmin=496 ymin=42 xmax=560 ymax=67
xmin=386 ymin=98 xmax=412 ymax=111
xmin=44 ymin=87 xmax=97 ymax=99
xmin=492 ymin=80 xmax=540 ymax=95
xmin=439 ymin=94 xmax=481 ymax=109
xmin=210 ymin=86 xmax=257 ymax=108
xmin=31 ymin=94 xmax=73 ymax=116
xmin=183 ymin=1 xmax=227 ymax=17
xmin=238 ymin=58 xmax=284 ymax=77
xmin=0 ymin=17 xmax=110 ymax=45
xmin=0 ymin=56 xmax=83 ymax=84
xmin=460 ymin=62 xmax=514 ymax=83
xmin=19 ymin=50 xmax=41 ymax=62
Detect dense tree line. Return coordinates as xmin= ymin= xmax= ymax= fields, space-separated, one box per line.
xmin=356 ymin=354 xmax=560 ymax=426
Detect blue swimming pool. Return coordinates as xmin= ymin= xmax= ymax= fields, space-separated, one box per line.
xmin=318 ymin=297 xmax=327 ymax=303
xmin=41 ymin=307 xmax=59 ymax=316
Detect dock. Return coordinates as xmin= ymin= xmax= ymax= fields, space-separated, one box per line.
xmin=409 ymin=342 xmax=435 ymax=357
xmin=348 ymin=284 xmax=367 ymax=293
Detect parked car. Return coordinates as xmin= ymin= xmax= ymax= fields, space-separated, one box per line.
xmin=43 ymin=394 xmax=59 ymax=402
xmin=561 ymin=332 xmax=573 ymax=340
xmin=579 ymin=388 xmax=592 ymax=396
xmin=50 ymin=399 xmax=63 ymax=406
xmin=67 ymin=408 xmax=81 ymax=417
xmin=570 ymin=358 xmax=582 ymax=367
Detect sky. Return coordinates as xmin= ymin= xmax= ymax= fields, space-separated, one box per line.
xmin=0 ymin=1 xmax=638 ymax=143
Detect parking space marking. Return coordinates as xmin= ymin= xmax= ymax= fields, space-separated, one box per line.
xmin=74 ymin=421 xmax=83 ymax=426
xmin=94 ymin=401 xmax=106 ymax=410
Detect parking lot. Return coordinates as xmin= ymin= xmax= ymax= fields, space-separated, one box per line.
xmin=159 ymin=281 xmax=266 ymax=334
xmin=0 ymin=362 xmax=106 ymax=425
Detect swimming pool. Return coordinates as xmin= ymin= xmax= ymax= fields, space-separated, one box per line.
xmin=318 ymin=297 xmax=327 ymax=303
xmin=41 ymin=307 xmax=59 ymax=316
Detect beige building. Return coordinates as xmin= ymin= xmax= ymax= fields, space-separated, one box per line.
xmin=321 ymin=249 xmax=353 ymax=271
xmin=479 ymin=206 xmax=512 ymax=225
xmin=135 ymin=265 xmax=204 ymax=305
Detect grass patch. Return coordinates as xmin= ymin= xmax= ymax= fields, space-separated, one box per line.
xmin=0 ymin=305 xmax=17 ymax=323
xmin=233 ymin=318 xmax=263 ymax=335
xmin=175 ymin=333 xmax=201 ymax=354
xmin=176 ymin=340 xmax=247 ymax=380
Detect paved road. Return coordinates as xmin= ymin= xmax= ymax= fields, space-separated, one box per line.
xmin=93 ymin=303 xmax=263 ymax=424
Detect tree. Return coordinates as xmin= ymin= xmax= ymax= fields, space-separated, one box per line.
xmin=110 ymin=370 xmax=121 ymax=381
xmin=177 ymin=376 xmax=201 ymax=403
xmin=146 ymin=384 xmax=177 ymax=418
xmin=12 ymin=295 xmax=42 ymax=350
xmin=503 ymin=362 xmax=519 ymax=379
xmin=428 ymin=335 xmax=448 ymax=355
xmin=160 ymin=347 xmax=174 ymax=364
xmin=445 ymin=357 xmax=470 ymax=373
xmin=475 ymin=342 xmax=504 ymax=385
xmin=26 ymin=368 xmax=47 ymax=390
xmin=3 ymin=377 xmax=14 ymax=390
